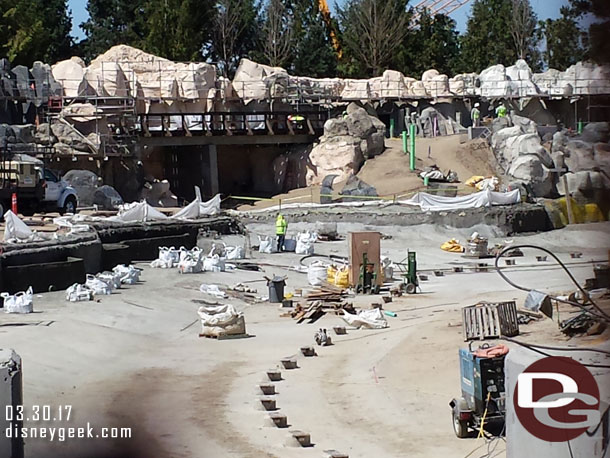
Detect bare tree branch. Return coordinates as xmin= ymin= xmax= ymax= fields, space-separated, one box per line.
xmin=261 ymin=0 xmax=293 ymax=67
xmin=510 ymin=0 xmax=536 ymax=60
xmin=340 ymin=0 xmax=409 ymax=76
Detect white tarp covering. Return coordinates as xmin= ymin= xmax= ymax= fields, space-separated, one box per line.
xmin=171 ymin=194 xmax=221 ymax=220
xmin=400 ymin=189 xmax=521 ymax=212
xmin=3 ymin=210 xmax=33 ymax=241
xmin=109 ymin=201 xmax=168 ymax=222
xmin=341 ymin=308 xmax=388 ymax=329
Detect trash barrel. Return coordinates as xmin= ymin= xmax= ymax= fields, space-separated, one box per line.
xmin=267 ymin=277 xmax=286 ymax=303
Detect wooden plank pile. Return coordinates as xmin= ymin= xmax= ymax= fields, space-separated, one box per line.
xmin=288 ymin=283 xmax=354 ymax=324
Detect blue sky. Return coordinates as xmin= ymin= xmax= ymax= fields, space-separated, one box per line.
xmin=67 ymin=0 xmax=570 ymax=40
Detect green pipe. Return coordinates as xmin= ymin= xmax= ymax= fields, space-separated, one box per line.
xmin=390 ymin=118 xmax=395 ymax=138
xmin=409 ymin=124 xmax=416 ymax=171
xmin=402 ymin=130 xmax=407 ymax=154
xmin=423 ymin=176 xmax=429 ymax=186
xmin=577 ymin=121 xmax=584 ymax=135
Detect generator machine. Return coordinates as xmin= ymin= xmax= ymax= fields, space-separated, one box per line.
xmin=449 ymin=344 xmax=507 ymax=438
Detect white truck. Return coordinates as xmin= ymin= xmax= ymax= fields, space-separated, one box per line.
xmin=0 ymin=154 xmax=78 ymax=218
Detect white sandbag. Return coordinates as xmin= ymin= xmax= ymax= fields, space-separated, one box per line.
xmin=203 ymin=254 xmax=226 ymax=272
xmin=296 ymin=231 xmax=317 ymax=255
xmin=258 ymin=236 xmax=276 ymax=253
xmin=66 ymin=283 xmax=94 ymax=302
xmin=112 ymin=264 xmax=141 ymax=284
xmin=97 ymin=271 xmax=121 ymax=290
xmin=341 ymin=308 xmax=388 ymax=329
xmin=178 ymin=254 xmax=203 ymax=273
xmin=307 ymin=263 xmax=328 ymax=286
xmin=1 ymin=287 xmax=34 ymax=313
xmin=197 ymin=304 xmax=246 ymax=337
xmin=151 ymin=247 xmax=175 ymax=268
xmin=3 ymin=210 xmax=33 ymax=241
xmin=150 ymin=258 xmax=172 ymax=268
xmin=199 ymin=283 xmax=227 ymax=298
xmin=226 ymin=245 xmax=245 ymax=260
xmin=85 ymin=274 xmax=112 ymax=295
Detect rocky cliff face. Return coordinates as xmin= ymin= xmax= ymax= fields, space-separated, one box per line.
xmin=305 ymin=103 xmax=386 ymax=186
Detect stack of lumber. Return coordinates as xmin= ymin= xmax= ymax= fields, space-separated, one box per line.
xmin=305 ymin=282 xmax=347 ymax=302
xmin=285 ymin=283 xmax=354 ymax=324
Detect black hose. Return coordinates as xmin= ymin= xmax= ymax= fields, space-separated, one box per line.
xmin=494 ymin=244 xmax=610 ymax=322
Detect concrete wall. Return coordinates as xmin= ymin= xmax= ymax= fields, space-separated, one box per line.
xmin=216 ymin=145 xmax=286 ymax=197
xmin=505 ymin=346 xmax=610 ymax=458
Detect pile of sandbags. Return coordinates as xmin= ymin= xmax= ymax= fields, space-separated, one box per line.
xmin=198 ymin=304 xmax=246 ymax=338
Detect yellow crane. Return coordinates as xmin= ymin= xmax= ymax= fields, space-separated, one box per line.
xmin=318 ymin=0 xmax=342 ymax=58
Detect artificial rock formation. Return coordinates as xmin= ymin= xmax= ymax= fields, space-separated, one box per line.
xmin=305 ymin=103 xmax=385 ymax=186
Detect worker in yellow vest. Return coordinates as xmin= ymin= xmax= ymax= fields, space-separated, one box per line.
xmin=275 ymin=214 xmax=287 ymax=252
xmin=495 ymin=102 xmax=507 ymax=118
xmin=471 ymin=103 xmax=481 ymax=127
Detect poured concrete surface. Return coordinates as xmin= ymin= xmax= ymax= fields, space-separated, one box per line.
xmin=0 ymin=222 xmax=608 ymax=457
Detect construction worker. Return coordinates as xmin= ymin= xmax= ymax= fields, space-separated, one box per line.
xmin=495 ymin=102 xmax=507 ymax=118
xmin=471 ymin=103 xmax=481 ymax=127
xmin=275 ymin=213 xmax=287 ymax=252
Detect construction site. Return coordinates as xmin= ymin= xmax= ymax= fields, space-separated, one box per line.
xmin=1 ymin=0 xmax=609 ymax=457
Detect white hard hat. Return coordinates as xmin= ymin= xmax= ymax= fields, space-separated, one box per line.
xmin=474 ymin=103 xmax=480 ymax=107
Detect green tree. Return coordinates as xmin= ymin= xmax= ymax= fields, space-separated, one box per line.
xmin=459 ymin=0 xmax=541 ymax=72
xmin=290 ymin=0 xmax=337 ymax=77
xmin=0 ymin=0 xmax=72 ymax=66
xmin=145 ymin=0 xmax=215 ymax=61
xmin=565 ymin=0 xmax=609 ymax=64
xmin=397 ymin=10 xmax=461 ymax=77
xmin=539 ymin=6 xmax=585 ymax=70
xmin=81 ymin=0 xmax=147 ymax=61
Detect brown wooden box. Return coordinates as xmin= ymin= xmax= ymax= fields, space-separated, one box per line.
xmin=348 ymin=232 xmax=381 ymax=287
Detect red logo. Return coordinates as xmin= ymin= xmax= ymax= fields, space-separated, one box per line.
xmin=514 ymin=356 xmax=600 ymax=442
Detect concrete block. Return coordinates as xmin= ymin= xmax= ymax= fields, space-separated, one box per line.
xmin=259 ymin=383 xmax=275 ymax=395
xmin=269 ymin=412 xmax=288 ymax=428
xmin=260 ymin=397 xmax=276 ymax=411
xmin=289 ymin=430 xmax=311 ymax=447
xmin=3 ymin=256 xmax=85 ymax=294
xmin=333 ymin=326 xmax=347 ymax=335
xmin=280 ymin=358 xmax=298 ymax=369
xmin=324 ymin=450 xmax=349 ymax=458
xmin=266 ymin=369 xmax=282 ymax=381
xmin=300 ymin=346 xmax=316 ymax=357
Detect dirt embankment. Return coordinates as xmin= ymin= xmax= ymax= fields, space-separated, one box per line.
xmin=238 ymin=135 xmax=500 ymax=211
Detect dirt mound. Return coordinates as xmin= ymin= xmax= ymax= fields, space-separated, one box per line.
xmin=238 ymin=135 xmax=499 ymax=210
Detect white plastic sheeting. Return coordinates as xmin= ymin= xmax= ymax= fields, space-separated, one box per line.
xmin=341 ymin=308 xmax=388 ymax=329
xmin=400 ymin=189 xmax=521 ymax=212
xmin=3 ymin=210 xmax=33 ymax=241
xmin=109 ymin=201 xmax=168 ymax=222
xmin=171 ymin=194 xmax=221 ymax=219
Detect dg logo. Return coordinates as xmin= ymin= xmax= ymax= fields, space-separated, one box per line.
xmin=514 ymin=356 xmax=601 ymax=442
